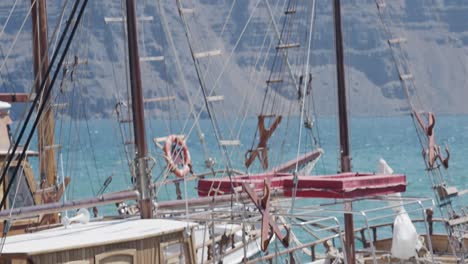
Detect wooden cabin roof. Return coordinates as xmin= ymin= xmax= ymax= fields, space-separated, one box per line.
xmin=1 ymin=218 xmax=196 ymax=256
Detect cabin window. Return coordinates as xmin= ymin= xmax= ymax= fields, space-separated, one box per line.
xmin=7 ymin=166 xmax=34 ymax=208
xmin=161 ymin=241 xmax=188 ymax=264
xmin=94 ymin=249 xmax=136 ymax=264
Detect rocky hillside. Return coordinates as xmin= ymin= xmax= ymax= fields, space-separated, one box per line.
xmin=0 ymin=0 xmax=467 ymax=118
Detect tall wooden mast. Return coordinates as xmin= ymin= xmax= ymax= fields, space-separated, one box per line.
xmin=31 ymin=0 xmax=57 ymax=195
xmin=333 ymin=0 xmax=355 ymax=263
xmin=125 ymin=0 xmax=153 ymax=219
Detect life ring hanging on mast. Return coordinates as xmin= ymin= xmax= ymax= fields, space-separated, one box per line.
xmin=163 ymin=135 xmax=192 ymax=178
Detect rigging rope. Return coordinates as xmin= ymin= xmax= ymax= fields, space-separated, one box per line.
xmin=181 ymin=0 xmax=263 ymax=144
xmin=157 ymin=0 xmax=210 ymax=163
xmin=0 ymin=0 xmax=89 ymax=209
xmin=290 ymin=0 xmax=316 ymax=213
xmin=176 ymin=0 xmax=236 ymax=174
xmin=0 ymin=0 xmax=21 ymax=89
xmin=0 ymin=0 xmax=37 ymax=76
xmin=374 ymin=3 xmax=467 ymax=259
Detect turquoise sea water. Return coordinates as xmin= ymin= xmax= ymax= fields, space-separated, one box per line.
xmin=22 ymin=114 xmax=467 ymax=253
xmin=56 ymin=115 xmax=468 ymax=200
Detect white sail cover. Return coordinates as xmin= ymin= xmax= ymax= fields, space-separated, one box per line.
xmin=378 ymin=158 xmax=421 ymax=259
xmin=0 ymin=101 xmax=11 ymax=111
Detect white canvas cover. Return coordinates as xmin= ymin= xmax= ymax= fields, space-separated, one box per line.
xmin=378 ymin=158 xmax=421 ymax=259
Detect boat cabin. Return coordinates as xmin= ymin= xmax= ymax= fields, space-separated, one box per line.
xmin=0 ymin=218 xmax=197 ymax=264
xmin=0 ymin=103 xmax=39 ymax=210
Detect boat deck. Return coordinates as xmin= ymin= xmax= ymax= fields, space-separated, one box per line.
xmin=1 ymin=218 xmax=195 ymax=255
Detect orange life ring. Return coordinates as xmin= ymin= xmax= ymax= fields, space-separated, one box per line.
xmin=163 ymin=135 xmax=192 ymax=178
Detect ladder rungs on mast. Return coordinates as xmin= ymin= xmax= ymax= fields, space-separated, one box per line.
xmin=180 ymin=8 xmax=195 ymax=14
xmin=43 ymin=144 xmax=62 ymax=150
xmin=194 ymin=49 xmax=222 ymax=59
xmin=140 ymin=56 xmax=164 ymax=62
xmin=266 ymin=79 xmax=283 ymax=84
xmin=276 ymin=43 xmax=300 ymax=50
xmin=206 ymin=95 xmax=224 ymax=103
xmin=119 ymin=119 xmax=132 ymax=123
xmin=63 ymin=59 xmax=88 ymax=66
xmin=458 ymin=189 xmax=468 ymax=196
xmin=104 ymin=16 xmax=153 ymax=24
xmin=399 ymin=74 xmax=413 ymax=81
xmin=143 ymin=96 xmax=176 ymax=103
xmin=388 ymin=37 xmax=407 ymax=45
xmin=377 ymin=2 xmax=386 ymax=9
xmin=284 ymin=9 xmax=296 ymax=14
xmin=219 ymin=140 xmax=240 ymax=146
xmin=154 ymin=135 xmax=186 ymax=143
xmin=448 ymin=215 xmax=468 ymax=227
xmin=436 ymin=185 xmax=458 ymax=199
xmin=51 ymin=103 xmax=68 ymax=108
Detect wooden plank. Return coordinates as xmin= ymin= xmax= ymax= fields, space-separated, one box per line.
xmin=140 ymin=56 xmax=164 ymax=62
xmin=399 ymin=74 xmax=413 ymax=81
xmin=180 ymin=8 xmax=195 ymax=14
xmin=266 ymin=79 xmax=283 ymax=84
xmin=448 ymin=215 xmax=468 ymax=227
xmin=51 ymin=103 xmax=68 ymax=108
xmin=0 ymin=93 xmax=31 ymax=103
xmin=276 ymin=43 xmax=300 ymax=49
xmin=206 ymin=95 xmax=224 ymax=102
xmin=153 ymin=135 xmax=185 ymax=143
xmin=104 ymin=16 xmax=153 ymax=23
xmin=388 ymin=37 xmax=407 ymax=45
xmin=193 ymin=49 xmax=222 ymax=59
xmin=269 ymin=149 xmax=323 ymax=173
xmin=219 ymin=140 xmax=240 ymax=146
xmin=119 ymin=118 xmax=132 ymax=123
xmin=43 ymin=144 xmax=61 ymax=150
xmin=143 ymin=96 xmax=176 ymax=103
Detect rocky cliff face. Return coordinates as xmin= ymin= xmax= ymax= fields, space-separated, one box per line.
xmin=0 ymin=0 xmax=467 ymax=118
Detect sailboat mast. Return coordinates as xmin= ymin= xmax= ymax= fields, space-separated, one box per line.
xmin=125 ymin=0 xmax=152 ymax=219
xmin=333 ymin=0 xmax=355 ymax=263
xmin=31 ymin=0 xmax=57 ymax=194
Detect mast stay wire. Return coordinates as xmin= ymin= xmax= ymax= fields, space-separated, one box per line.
xmin=290 ymin=0 xmax=316 ymax=213
xmin=157 ymin=0 xmax=211 ymax=164
xmin=187 ymin=0 xmax=280 ymax=171
xmin=228 ymin=0 xmax=288 ymax=169
xmin=176 ymin=0 xmax=236 ymax=174
xmin=0 ymin=0 xmax=73 ymax=183
xmin=0 ymin=0 xmax=37 ymax=79
xmin=0 ymin=163 xmax=26 ymax=255
xmin=245 ymin=0 xmax=292 ymax=161
xmin=0 ymin=0 xmax=89 ymax=209
xmin=141 ymin=0 xmax=178 ymax=142
xmin=177 ymin=0 xmax=263 ymax=171
xmin=175 ymin=2 xmax=274 ymax=255
xmin=186 ymin=0 xmax=241 ymax=144
xmin=60 ymin=8 xmax=104 ymax=196
xmin=187 ymin=0 xmax=287 ymax=172
xmin=374 ymin=2 xmax=467 ymax=258
xmin=0 ymin=0 xmax=21 ymax=90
